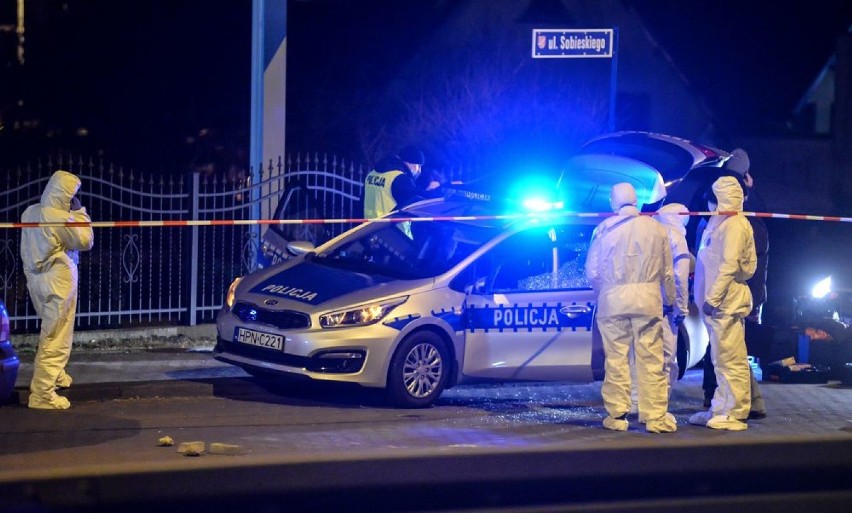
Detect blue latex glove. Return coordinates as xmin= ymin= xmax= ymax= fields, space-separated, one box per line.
xmin=701 ymin=302 xmax=719 ymax=317
xmin=674 ymin=315 xmax=685 ymax=326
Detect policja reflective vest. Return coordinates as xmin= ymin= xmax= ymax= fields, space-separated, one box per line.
xmin=364 ymin=169 xmax=405 ymax=220
xmin=363 ymin=166 xmax=413 ymax=238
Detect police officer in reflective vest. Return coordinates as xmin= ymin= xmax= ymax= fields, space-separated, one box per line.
xmin=363 ymin=146 xmax=427 ymax=237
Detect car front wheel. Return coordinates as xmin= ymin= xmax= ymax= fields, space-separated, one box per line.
xmin=386 ymin=331 xmax=449 ymax=408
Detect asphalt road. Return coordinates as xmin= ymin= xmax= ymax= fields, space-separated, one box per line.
xmin=1 ymin=351 xmax=851 ymax=511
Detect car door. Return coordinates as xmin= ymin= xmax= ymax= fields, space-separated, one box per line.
xmin=460 ymin=222 xmax=602 ymax=382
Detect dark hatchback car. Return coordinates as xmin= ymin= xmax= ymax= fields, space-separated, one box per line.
xmin=0 ymin=299 xmax=20 ymax=403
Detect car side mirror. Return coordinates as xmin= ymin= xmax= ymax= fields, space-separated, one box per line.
xmin=464 ymin=276 xmax=487 ymax=295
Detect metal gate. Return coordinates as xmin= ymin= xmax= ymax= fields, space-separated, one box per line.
xmin=0 ymin=153 xmax=368 ymax=333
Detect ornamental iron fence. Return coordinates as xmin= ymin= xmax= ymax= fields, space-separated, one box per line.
xmin=0 ymin=153 xmax=375 ymax=333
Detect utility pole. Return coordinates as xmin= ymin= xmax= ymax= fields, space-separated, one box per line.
xmin=249 ymin=0 xmax=287 ymax=269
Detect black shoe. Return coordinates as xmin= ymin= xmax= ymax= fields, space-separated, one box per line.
xmin=747 ymin=410 xmax=767 ymax=420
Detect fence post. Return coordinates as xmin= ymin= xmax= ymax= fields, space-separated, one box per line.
xmin=249 ymin=161 xmax=263 ymax=271
xmin=185 ymin=172 xmax=200 ymax=326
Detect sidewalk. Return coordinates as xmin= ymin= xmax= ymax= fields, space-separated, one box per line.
xmin=7 ymin=324 xmax=253 ymax=405
xmin=12 ymin=324 xmax=219 ymax=354
xmin=11 ymin=349 xmax=254 ymax=403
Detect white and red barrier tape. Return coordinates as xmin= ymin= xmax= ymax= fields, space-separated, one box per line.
xmin=1 ymin=211 xmax=850 ymax=229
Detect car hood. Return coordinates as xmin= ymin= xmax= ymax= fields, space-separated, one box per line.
xmin=236 ymin=257 xmax=430 ymax=311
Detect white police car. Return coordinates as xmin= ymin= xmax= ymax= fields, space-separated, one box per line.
xmin=215 ymin=186 xmax=709 ymax=408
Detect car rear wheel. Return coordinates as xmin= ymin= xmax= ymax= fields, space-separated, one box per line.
xmin=386 ymin=331 xmax=449 ymax=408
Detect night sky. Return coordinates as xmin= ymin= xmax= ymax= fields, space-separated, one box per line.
xmin=630 ymin=0 xmax=852 ymax=134
xmin=1 ymin=0 xmax=252 ymax=171
xmin=3 ymin=0 xmax=852 ymax=170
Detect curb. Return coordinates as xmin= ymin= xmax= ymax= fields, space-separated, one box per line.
xmin=12 ymin=325 xmax=218 ymax=355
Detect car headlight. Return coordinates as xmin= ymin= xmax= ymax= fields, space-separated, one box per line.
xmin=319 ymin=296 xmax=408 ymax=329
xmin=812 ymin=276 xmax=831 ymax=298
xmin=225 ymin=277 xmax=243 ymax=309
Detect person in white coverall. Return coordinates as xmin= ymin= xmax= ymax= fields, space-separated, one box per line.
xmin=656 ymin=203 xmax=692 ymax=393
xmin=628 ymin=203 xmax=692 ymax=420
xmin=21 ymin=170 xmax=94 ymax=409
xmin=689 ymin=176 xmax=756 ymax=431
xmin=585 ymin=183 xmax=677 ymax=433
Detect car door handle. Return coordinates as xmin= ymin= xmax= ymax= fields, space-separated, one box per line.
xmin=560 ymin=305 xmax=591 ymax=318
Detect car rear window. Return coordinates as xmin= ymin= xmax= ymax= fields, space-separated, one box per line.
xmin=581 ymin=135 xmax=695 ymax=182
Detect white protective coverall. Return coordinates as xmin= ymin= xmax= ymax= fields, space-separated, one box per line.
xmin=656 ymin=203 xmax=692 ymax=393
xmin=692 ymin=176 xmax=756 ymax=429
xmin=21 ymin=170 xmax=94 ymax=409
xmin=629 ymin=202 xmax=692 ymax=415
xmin=585 ymin=183 xmax=676 ymax=432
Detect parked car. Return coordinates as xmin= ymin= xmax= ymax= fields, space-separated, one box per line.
xmin=791 ymin=275 xmax=851 ymax=378
xmin=215 ymin=186 xmax=709 ymax=407
xmin=566 ymin=131 xmax=744 ymax=251
xmin=795 ymin=275 xmax=852 ymax=327
xmin=0 ymin=299 xmax=20 ymax=403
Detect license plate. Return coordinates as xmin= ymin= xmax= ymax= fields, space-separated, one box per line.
xmin=234 ymin=327 xmax=284 ymax=350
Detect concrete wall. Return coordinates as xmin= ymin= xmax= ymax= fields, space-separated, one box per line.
xmin=832 ymin=33 xmax=852 ymax=208
xmin=737 ymin=136 xmax=838 ymax=215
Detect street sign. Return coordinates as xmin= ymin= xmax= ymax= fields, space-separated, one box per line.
xmin=532 ymin=29 xmax=614 ymax=59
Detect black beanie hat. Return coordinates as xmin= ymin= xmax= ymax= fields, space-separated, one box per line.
xmin=725 ymin=148 xmax=750 ymax=176
xmin=397 ymin=145 xmax=425 ymax=165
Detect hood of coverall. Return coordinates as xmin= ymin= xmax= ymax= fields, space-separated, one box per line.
xmin=657 ymin=202 xmax=689 ymax=236
xmin=711 ymin=176 xmax=744 ymax=213
xmin=609 ymin=182 xmax=637 ymax=213
xmin=40 ymin=170 xmax=81 ymax=211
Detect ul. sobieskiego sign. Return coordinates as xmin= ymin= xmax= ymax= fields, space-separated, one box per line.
xmin=532 ymin=28 xmax=614 ymax=58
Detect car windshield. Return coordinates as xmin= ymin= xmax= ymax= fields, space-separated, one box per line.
xmin=312 ymin=214 xmax=501 ymax=280
xmin=581 ymin=134 xmax=696 ymax=182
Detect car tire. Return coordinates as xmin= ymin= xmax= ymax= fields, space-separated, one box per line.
xmin=386 ymin=331 xmax=450 ymax=408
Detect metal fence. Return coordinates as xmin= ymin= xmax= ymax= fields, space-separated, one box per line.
xmin=0 ymin=153 xmax=371 ymax=334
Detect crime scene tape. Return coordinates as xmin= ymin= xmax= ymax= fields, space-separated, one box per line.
xmin=1 ymin=211 xmax=850 ymax=229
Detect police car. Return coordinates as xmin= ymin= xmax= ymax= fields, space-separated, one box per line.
xmin=215 ymin=181 xmax=709 ymax=408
